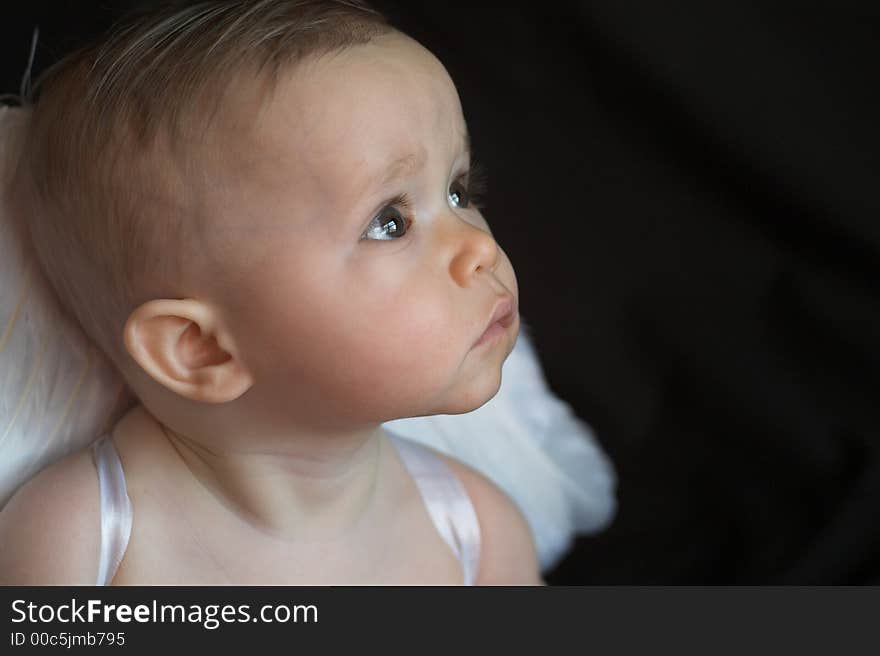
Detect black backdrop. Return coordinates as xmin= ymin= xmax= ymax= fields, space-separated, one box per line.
xmin=3 ymin=1 xmax=878 ymax=584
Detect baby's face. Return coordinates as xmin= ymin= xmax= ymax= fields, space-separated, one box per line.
xmin=200 ymin=32 xmax=518 ymax=426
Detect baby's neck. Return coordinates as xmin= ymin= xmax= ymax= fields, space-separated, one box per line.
xmin=123 ymin=404 xmax=388 ymax=543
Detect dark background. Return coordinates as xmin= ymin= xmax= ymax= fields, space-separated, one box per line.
xmin=3 ymin=1 xmax=878 ymax=584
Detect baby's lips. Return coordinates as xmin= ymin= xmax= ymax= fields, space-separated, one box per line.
xmin=474 ymin=295 xmax=515 ymax=344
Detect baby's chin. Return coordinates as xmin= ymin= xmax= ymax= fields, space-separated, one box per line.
xmin=431 ymin=368 xmax=507 ymax=417
xmin=445 ymin=331 xmax=519 ymax=414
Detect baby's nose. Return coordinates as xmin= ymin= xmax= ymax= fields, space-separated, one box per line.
xmin=443 ymin=215 xmax=500 ymax=288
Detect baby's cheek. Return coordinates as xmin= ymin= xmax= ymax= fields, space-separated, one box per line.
xmin=346 ymin=304 xmax=458 ymax=395
xmin=494 ymin=242 xmax=517 ymax=288
xmin=473 ymin=213 xmax=492 ymax=235
xmin=357 ymin=299 xmax=453 ymax=370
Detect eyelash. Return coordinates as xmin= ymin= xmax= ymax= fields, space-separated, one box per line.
xmin=361 ymin=161 xmax=488 ymax=242
xmin=465 ymin=161 xmax=488 ymax=208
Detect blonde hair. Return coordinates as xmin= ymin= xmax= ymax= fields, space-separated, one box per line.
xmin=10 ymin=0 xmax=391 ymax=375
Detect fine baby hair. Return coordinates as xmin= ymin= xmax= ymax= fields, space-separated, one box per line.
xmin=0 ymin=0 xmax=616 ymax=583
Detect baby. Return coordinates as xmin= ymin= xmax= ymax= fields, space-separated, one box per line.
xmin=0 ymin=0 xmax=541 ymax=585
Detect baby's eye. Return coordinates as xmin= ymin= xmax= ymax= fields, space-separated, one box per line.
xmin=362 ymin=204 xmax=410 ymax=241
xmin=448 ymin=179 xmax=470 ymax=209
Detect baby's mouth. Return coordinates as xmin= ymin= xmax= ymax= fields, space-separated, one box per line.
xmin=473 ymin=296 xmax=515 ymax=348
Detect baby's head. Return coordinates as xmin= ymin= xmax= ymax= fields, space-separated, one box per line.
xmin=12 ymin=0 xmax=519 ymax=438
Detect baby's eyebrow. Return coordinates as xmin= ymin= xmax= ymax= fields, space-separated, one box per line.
xmin=369 ymin=127 xmax=472 ymax=190
xmin=377 ymin=151 xmax=426 ymax=188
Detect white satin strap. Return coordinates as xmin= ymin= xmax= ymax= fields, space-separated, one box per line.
xmin=90 ymin=434 xmax=132 ymax=587
xmin=387 ymin=433 xmax=481 ymax=586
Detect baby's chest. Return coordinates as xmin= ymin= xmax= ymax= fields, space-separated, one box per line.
xmin=112 ymin=497 xmax=465 ymax=585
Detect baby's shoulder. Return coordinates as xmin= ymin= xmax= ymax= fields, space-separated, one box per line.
xmin=430 ymin=449 xmax=543 ymax=585
xmin=0 ymin=446 xmax=100 ymax=584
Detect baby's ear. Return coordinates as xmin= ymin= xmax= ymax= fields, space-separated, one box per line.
xmin=122 ymin=299 xmax=253 ymax=403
